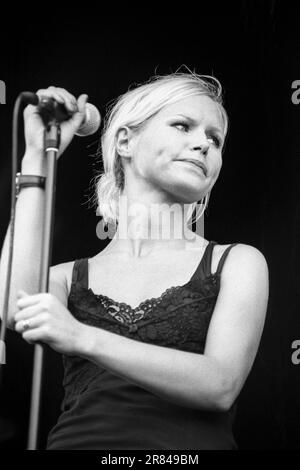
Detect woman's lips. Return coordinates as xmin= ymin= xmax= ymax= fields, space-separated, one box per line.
xmin=176 ymin=160 xmax=207 ymax=177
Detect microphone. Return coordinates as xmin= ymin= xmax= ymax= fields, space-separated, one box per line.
xmin=20 ymin=91 xmax=101 ymax=136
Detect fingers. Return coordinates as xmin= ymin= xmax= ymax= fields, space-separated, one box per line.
xmin=21 ymin=323 xmax=48 ymax=345
xmin=23 ymin=86 xmax=76 ymax=120
xmin=15 ymin=312 xmax=49 ymax=334
xmin=70 ymin=94 xmax=89 ymax=128
xmin=14 ymin=303 xmax=42 ymax=323
xmin=23 ymin=86 xmax=90 ymax=152
xmin=16 ymin=291 xmax=52 ymax=308
xmin=36 ymin=86 xmax=78 ymax=113
xmin=36 ymin=87 xmax=64 ymax=104
xmin=76 ymin=94 xmax=89 ymax=115
xmin=24 ymin=86 xmax=89 ymax=122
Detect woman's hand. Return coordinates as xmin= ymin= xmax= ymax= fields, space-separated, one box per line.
xmin=14 ymin=290 xmax=85 ymax=356
xmin=23 ymin=86 xmax=89 ymax=161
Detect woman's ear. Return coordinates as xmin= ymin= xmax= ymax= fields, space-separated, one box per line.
xmin=116 ymin=126 xmax=135 ymax=159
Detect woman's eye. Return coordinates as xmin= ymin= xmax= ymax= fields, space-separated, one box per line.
xmin=172 ymin=123 xmax=223 ymax=148
xmin=173 ymin=122 xmax=189 ymax=132
xmin=207 ymin=134 xmax=222 ymax=148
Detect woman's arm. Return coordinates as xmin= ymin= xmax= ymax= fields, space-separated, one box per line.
xmin=79 ymin=244 xmax=269 ymax=411
xmin=0 ymin=158 xmax=47 ymax=329
xmin=0 ymin=88 xmax=87 ymax=328
xmin=15 ymin=244 xmax=269 ymax=411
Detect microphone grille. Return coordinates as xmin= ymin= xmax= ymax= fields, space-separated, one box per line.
xmin=75 ymin=103 xmax=101 ymax=137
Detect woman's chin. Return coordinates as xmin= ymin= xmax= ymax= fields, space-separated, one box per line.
xmin=168 ymin=183 xmax=207 ymax=203
xmin=167 ymin=190 xmax=206 ymax=205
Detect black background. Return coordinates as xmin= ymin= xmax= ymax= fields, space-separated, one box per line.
xmin=0 ymin=2 xmax=300 ymax=450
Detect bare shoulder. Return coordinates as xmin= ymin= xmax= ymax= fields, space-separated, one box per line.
xmin=207 ymin=240 xmax=269 ymax=284
xmin=190 ymin=236 xmax=249 ymax=274
xmin=49 ymin=260 xmax=76 ymax=307
xmin=221 ymin=243 xmax=269 ymax=271
xmin=217 ymin=242 xmax=269 ymax=296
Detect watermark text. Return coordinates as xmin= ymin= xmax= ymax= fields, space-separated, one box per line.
xmin=0 ymin=80 xmax=6 ymax=104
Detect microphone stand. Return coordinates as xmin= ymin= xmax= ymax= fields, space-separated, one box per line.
xmin=27 ymin=118 xmax=60 ymax=450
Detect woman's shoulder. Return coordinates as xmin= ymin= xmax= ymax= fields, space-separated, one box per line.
xmin=215 ymin=241 xmax=267 ymax=262
xmin=211 ymin=241 xmax=268 ymax=280
xmin=200 ymin=235 xmax=266 ymax=258
xmin=192 ymin=236 xmax=267 ymax=275
xmin=49 ymin=248 xmax=113 ymax=298
xmin=49 ymin=245 xmax=116 ymax=297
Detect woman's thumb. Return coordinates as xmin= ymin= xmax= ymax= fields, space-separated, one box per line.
xmin=72 ymin=94 xmax=89 ymax=128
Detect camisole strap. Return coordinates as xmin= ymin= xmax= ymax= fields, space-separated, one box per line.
xmin=189 ymin=240 xmax=219 ymax=281
xmin=214 ymin=243 xmax=239 ymax=276
xmin=71 ymin=258 xmax=89 ymax=289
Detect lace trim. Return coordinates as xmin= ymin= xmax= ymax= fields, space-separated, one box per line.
xmin=91 ymin=285 xmax=180 ymax=324
xmin=84 ymin=272 xmax=220 ymax=325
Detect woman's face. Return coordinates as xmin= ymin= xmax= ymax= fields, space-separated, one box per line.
xmin=126 ymin=94 xmax=226 ymax=203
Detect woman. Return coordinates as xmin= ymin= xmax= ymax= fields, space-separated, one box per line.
xmin=5 ymin=72 xmax=269 ymax=449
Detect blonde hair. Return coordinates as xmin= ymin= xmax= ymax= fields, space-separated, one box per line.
xmin=94 ymin=71 xmax=228 ymax=227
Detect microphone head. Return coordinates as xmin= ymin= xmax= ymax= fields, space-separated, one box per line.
xmin=75 ymin=103 xmax=101 ymax=136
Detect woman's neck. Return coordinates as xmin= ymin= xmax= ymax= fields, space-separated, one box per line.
xmin=108 ymin=194 xmax=200 ymax=258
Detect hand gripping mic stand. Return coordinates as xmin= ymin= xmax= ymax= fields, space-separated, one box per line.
xmin=27 ymin=112 xmax=61 ymax=450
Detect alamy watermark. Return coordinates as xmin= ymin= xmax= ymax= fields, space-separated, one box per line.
xmin=96 ymin=196 xmax=205 ymax=249
xmin=291 ymin=340 xmax=300 ymax=365
xmin=0 ymin=80 xmax=5 ymax=104
xmin=291 ymin=80 xmax=300 ymax=105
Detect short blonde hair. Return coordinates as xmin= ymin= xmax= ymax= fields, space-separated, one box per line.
xmin=94 ymin=71 xmax=228 ymax=227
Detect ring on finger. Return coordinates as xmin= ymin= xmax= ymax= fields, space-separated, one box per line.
xmin=22 ymin=320 xmax=31 ymax=332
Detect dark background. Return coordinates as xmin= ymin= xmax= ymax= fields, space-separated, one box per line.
xmin=0 ymin=1 xmax=300 ymax=449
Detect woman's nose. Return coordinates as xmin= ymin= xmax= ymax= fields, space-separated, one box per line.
xmin=193 ymin=142 xmax=209 ymax=154
xmin=190 ymin=134 xmax=210 ymax=154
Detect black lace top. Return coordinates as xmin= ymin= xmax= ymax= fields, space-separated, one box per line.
xmin=46 ymin=240 xmax=239 ymax=450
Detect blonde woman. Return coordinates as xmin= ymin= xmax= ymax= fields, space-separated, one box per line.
xmin=0 ymin=72 xmax=269 ymax=449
